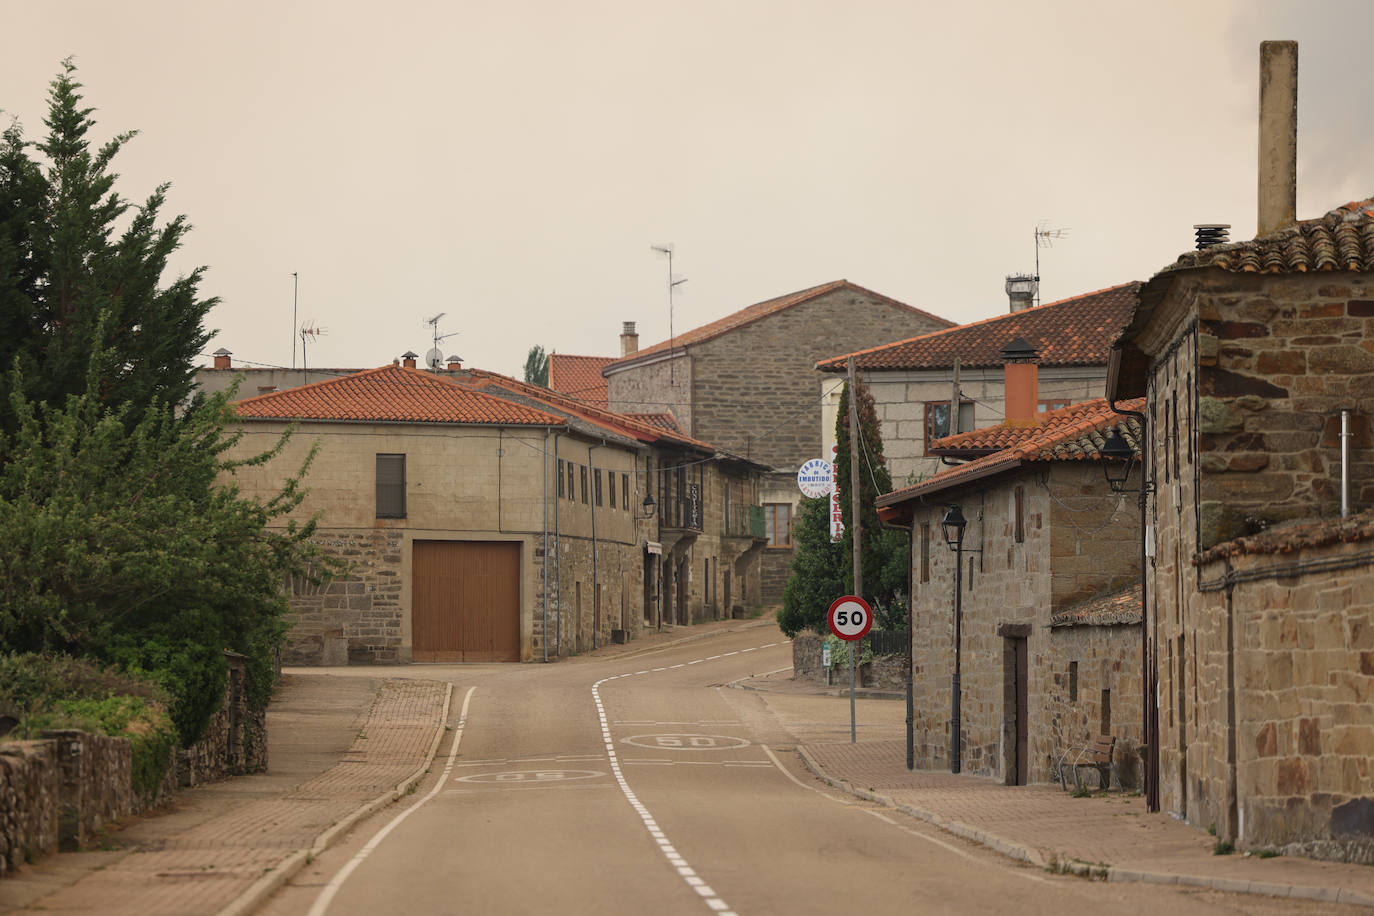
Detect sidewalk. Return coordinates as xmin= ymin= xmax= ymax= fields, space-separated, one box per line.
xmin=738 ymin=669 xmax=1374 ymax=909
xmin=0 ymin=674 xmax=451 ymax=916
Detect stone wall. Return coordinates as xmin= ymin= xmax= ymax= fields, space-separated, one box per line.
xmin=908 ymin=467 xmax=1141 ymax=785
xmin=286 ymin=530 xmax=405 ymax=665
xmin=0 ymin=741 xmax=57 ymax=876
xmin=1196 ymin=538 xmax=1374 ymax=862
xmin=1191 ymin=272 xmax=1374 ymax=547
xmin=0 ymin=652 xmax=263 ymax=876
xmin=792 ymin=633 xmax=908 ymax=689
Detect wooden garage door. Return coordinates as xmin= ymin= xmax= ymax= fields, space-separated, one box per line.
xmin=412 ymin=540 xmax=521 ymax=662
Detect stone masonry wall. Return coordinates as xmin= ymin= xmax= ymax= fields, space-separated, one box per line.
xmin=0 ymin=740 xmax=58 ymax=875
xmin=1194 ymin=271 xmax=1374 ymax=547
xmin=606 ymin=354 xmax=693 ymax=432
xmin=1198 ymin=541 xmax=1374 ymax=862
xmin=285 ymin=530 xmax=404 ymax=665
xmin=1047 ymin=465 xmax=1141 ymax=609
xmin=1045 ymin=625 xmax=1144 ymax=789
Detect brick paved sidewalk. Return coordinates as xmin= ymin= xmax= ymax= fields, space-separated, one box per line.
xmin=1 ymin=676 xmax=451 ymax=916
xmin=802 ymin=738 xmax=1374 ymax=908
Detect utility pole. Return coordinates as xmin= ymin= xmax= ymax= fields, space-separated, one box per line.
xmin=847 ymin=357 xmax=862 ymax=743
xmin=291 ymin=272 xmax=299 ymax=369
xmin=950 ymin=357 xmax=962 ymax=436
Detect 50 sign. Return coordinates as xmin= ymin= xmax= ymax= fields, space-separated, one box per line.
xmin=827 ymin=595 xmax=873 ymax=641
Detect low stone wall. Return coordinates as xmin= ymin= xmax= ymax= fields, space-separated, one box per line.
xmin=792 ymin=633 xmax=908 ymax=689
xmin=0 ymin=651 xmax=266 ymax=878
xmin=0 ymin=741 xmax=58 ymax=876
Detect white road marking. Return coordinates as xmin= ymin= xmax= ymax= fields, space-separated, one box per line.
xmin=307 ymin=686 xmax=476 ymax=916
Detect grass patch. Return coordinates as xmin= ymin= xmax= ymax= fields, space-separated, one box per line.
xmin=1213 ymin=839 xmax=1235 ymax=856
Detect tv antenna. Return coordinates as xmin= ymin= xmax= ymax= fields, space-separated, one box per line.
xmin=1034 ymin=222 xmax=1069 ymax=307
xmin=291 ymin=272 xmax=299 ymax=369
xmin=423 ymin=313 xmax=460 ymax=370
xmin=650 ymin=244 xmax=687 ymax=382
xmin=299 ymin=321 xmax=326 ymax=372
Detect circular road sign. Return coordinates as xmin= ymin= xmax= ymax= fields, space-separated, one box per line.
xmin=828 ymin=595 xmax=873 ymax=641
xmin=796 ymin=459 xmax=834 ymax=499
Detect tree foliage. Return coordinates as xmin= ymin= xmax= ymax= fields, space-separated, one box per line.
xmin=779 ymin=370 xmax=906 ymax=637
xmin=0 ymin=60 xmax=214 ymax=437
xmin=0 ymin=64 xmax=335 ymax=745
xmin=523 ymin=345 xmax=549 ymax=387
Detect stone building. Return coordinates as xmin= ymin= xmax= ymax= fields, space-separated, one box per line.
xmin=225 ymin=359 xmax=764 ymax=665
xmin=815 ymin=282 xmax=1139 ymax=486
xmin=604 ymin=280 xmax=953 ymax=602
xmin=1108 ymin=196 xmax=1374 ymax=859
xmin=875 ymin=395 xmax=1144 ymax=786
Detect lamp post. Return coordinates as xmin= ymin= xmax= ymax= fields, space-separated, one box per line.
xmin=1100 ymin=419 xmax=1158 ymax=812
xmin=941 ymin=504 xmax=969 ymax=774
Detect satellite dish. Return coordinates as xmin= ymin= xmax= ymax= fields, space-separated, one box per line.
xmin=425 ymin=348 xmax=444 ymax=370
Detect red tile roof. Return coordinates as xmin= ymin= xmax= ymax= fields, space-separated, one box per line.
xmin=930 ymin=399 xmax=1127 ymax=455
xmin=233 ymin=365 xmax=565 ymax=426
xmin=1050 ymin=584 xmax=1142 ymax=628
xmin=1172 ymin=197 xmax=1374 ymax=274
xmin=547 ymin=354 xmax=614 ymax=407
xmin=461 ymin=368 xmax=718 ymax=453
xmin=877 ymin=397 xmax=1145 ymax=506
xmin=817 ymin=282 xmax=1140 ymax=372
xmin=606 ymin=280 xmax=953 ymax=369
xmin=1195 ymin=507 xmax=1374 ymax=562
xmin=626 ymin=412 xmax=683 ymax=433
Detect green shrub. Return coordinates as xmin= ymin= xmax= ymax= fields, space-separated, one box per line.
xmin=103 ymin=637 xmax=228 ymax=746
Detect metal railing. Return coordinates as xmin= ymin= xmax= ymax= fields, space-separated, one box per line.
xmin=724 ymin=504 xmax=766 ymax=539
xmin=866 ymin=629 xmax=910 ymax=657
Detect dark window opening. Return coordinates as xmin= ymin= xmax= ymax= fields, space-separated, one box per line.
xmin=376 ymin=453 xmax=406 ymax=518
xmin=1014 ymin=486 xmax=1025 ymax=543
xmin=924 ymin=401 xmax=976 ymax=453
xmin=1069 ymin=661 xmax=1078 ymax=702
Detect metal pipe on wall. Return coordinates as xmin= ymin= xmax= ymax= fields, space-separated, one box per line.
xmin=554 ymin=434 xmax=563 ymax=658
xmin=1342 ymin=408 xmax=1352 ymax=518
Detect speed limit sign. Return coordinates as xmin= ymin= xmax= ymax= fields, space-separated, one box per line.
xmin=827 ymin=595 xmax=873 ymax=641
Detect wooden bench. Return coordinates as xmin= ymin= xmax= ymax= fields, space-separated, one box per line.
xmin=1056 ymin=735 xmax=1121 ymax=791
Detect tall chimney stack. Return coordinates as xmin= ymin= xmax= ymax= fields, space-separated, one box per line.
xmin=1258 ymin=40 xmax=1298 ymax=236
xmin=620 ymin=321 xmax=639 ymax=357
xmin=212 ymin=347 xmax=232 ymax=370
xmin=1001 ymin=338 xmax=1040 ymax=427
xmin=401 ymin=351 xmax=418 ymax=369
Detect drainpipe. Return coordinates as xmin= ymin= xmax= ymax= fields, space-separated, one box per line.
xmin=1341 ymin=409 xmax=1352 ymax=518
xmin=555 ymin=434 xmax=563 ymax=658
xmin=1109 ymin=396 xmax=1158 ymax=813
xmin=590 ymin=443 xmax=603 ymax=650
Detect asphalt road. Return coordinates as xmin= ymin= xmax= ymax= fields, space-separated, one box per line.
xmin=259 ymin=627 xmax=1343 ymax=916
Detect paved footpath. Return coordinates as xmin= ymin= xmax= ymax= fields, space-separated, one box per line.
xmin=739 ymin=666 xmax=1374 ymax=909
xmin=0 ymin=675 xmax=451 ymax=916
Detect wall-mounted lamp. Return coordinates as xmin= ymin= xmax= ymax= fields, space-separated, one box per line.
xmin=636 ymin=493 xmax=657 ymax=520
xmin=1099 ymin=428 xmax=1153 ymax=494
xmin=941 ymin=504 xmax=968 ymax=551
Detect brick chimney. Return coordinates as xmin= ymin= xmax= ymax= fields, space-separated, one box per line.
xmin=620 ymin=321 xmax=639 ymax=357
xmin=212 ymin=348 xmax=232 ymax=370
xmin=1001 ymin=337 xmax=1040 ymax=427
xmin=1258 ymin=40 xmax=1298 ymax=236
xmin=401 ymin=351 xmax=418 ymax=368
xmin=446 ymin=354 xmax=463 ymax=370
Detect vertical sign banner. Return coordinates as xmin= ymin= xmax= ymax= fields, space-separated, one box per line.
xmin=829 ymin=444 xmax=843 ymax=542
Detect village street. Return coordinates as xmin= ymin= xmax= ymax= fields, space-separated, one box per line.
xmin=257 ymin=620 xmax=1364 ymax=915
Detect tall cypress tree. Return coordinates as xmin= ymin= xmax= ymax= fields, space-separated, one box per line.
xmin=834 ymin=370 xmax=907 ymax=615
xmin=0 ymin=60 xmax=214 ymax=437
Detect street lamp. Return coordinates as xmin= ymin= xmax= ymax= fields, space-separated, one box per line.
xmin=636 ymin=493 xmax=657 ymax=520
xmin=1100 ymin=428 xmax=1144 ymax=493
xmin=940 ymin=504 xmax=975 ymax=774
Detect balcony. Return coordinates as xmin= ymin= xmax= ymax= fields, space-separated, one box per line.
xmin=725 ymin=504 xmax=766 ymax=540
xmin=659 ymin=484 xmax=703 ymax=533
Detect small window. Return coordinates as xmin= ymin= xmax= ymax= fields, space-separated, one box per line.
xmin=1101 ymin=689 xmax=1112 ymax=736
xmin=595 ymin=469 xmax=604 ymax=507
xmin=608 ymin=471 xmax=616 ymax=508
xmin=924 ymin=401 xmax=976 ymax=453
xmin=376 ymin=454 xmax=406 ymax=518
xmin=1014 ymin=486 xmax=1025 ymax=544
xmin=623 ymin=473 xmax=630 ymax=511
xmin=919 ymin=523 xmax=931 ymax=583
xmin=557 ymin=458 xmax=565 ymax=498
xmin=764 ymin=503 xmax=792 ymax=548
xmin=580 ymin=464 xmax=588 ymax=504
xmin=1069 ymin=661 xmax=1078 ymax=702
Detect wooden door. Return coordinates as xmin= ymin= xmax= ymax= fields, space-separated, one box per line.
xmin=412 ymin=540 xmax=521 ymax=662
xmin=1015 ymin=637 xmax=1029 ymax=785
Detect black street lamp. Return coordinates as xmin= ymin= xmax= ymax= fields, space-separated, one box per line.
xmin=941 ymin=504 xmax=970 ymax=774
xmin=636 ymin=493 xmax=657 ymax=520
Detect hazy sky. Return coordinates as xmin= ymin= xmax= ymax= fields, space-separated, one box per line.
xmin=6 ymin=1 xmax=1374 ymax=378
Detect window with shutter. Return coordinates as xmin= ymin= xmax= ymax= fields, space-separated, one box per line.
xmin=376 ymin=454 xmax=406 ymax=518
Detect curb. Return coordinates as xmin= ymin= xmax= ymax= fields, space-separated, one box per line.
xmin=726 ymin=673 xmax=904 ymax=702
xmin=793 ymin=746 xmax=1374 ymax=908
xmin=594 ymin=617 xmax=777 ymax=662
xmin=214 ymin=680 xmax=455 ymax=916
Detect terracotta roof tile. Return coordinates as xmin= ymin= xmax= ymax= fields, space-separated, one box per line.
xmin=877 ymin=397 xmax=1145 ymax=505
xmin=233 ymin=365 xmax=565 ymax=426
xmin=626 ymin=412 xmax=683 ymax=433
xmin=1050 ymin=584 xmax=1142 ymax=628
xmin=817 ymin=282 xmax=1140 ymax=372
xmin=607 ymin=280 xmax=953 ymax=368
xmin=1195 ymin=508 xmax=1374 ymax=563
xmin=930 ymin=399 xmax=1127 ymax=455
xmin=547 ymin=354 xmax=614 ymax=407
xmin=1172 ymin=198 xmax=1374 ymax=275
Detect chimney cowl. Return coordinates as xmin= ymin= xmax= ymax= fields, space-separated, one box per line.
xmin=401 ymin=350 xmax=418 ymax=368
xmin=212 ymin=347 xmax=233 ymax=370
xmin=1000 ymin=337 xmax=1040 ymax=363
xmin=446 ymin=354 xmax=463 ymax=370
xmin=620 ymin=321 xmax=639 ymax=357
xmin=1194 ymin=224 xmax=1231 ymax=250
